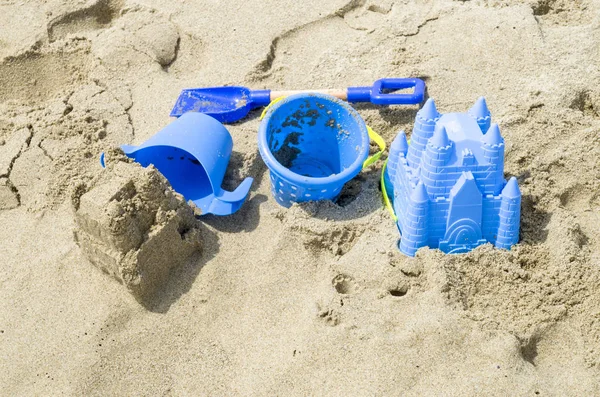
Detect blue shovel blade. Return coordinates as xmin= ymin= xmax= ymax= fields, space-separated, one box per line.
xmin=170 ymin=86 xmax=255 ymax=122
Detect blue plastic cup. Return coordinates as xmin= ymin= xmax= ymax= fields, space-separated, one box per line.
xmin=258 ymin=93 xmax=370 ymax=207
xmin=116 ymin=112 xmax=252 ymax=216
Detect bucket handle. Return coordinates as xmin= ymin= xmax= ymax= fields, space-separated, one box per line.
xmin=363 ymin=126 xmax=386 ymax=168
xmin=380 ymin=138 xmax=411 ymax=221
xmin=380 ymin=158 xmax=398 ymax=222
xmin=259 ymin=97 xmax=286 ymax=120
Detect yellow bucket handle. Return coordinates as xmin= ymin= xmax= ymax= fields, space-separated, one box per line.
xmin=363 ymin=126 xmax=386 ymax=168
xmin=380 ymin=158 xmax=397 ymax=221
xmin=362 ymin=126 xmax=395 ymax=220
xmin=259 ymin=96 xmax=285 ymax=120
xmin=380 ymin=138 xmax=410 ymax=222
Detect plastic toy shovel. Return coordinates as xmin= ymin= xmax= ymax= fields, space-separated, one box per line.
xmin=170 ymin=77 xmax=425 ymax=123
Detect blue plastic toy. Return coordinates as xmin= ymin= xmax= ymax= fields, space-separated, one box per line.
xmin=384 ymin=97 xmax=521 ymax=256
xmin=103 ymin=112 xmax=253 ymax=216
xmin=170 ymin=78 xmax=425 ymax=122
xmin=258 ymin=93 xmax=384 ymax=207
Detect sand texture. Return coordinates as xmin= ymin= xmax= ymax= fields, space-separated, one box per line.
xmin=1 ymin=0 xmax=600 ymax=395
xmin=72 ymin=150 xmax=202 ymax=305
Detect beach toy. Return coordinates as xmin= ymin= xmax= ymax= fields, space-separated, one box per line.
xmin=383 ymin=98 xmax=521 ymax=256
xmin=102 ymin=112 xmax=252 ymax=216
xmin=170 ymin=78 xmax=426 ymax=122
xmin=258 ymin=92 xmax=385 ymax=207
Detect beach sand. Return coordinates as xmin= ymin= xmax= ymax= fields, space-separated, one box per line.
xmin=1 ymin=0 xmax=599 ymax=395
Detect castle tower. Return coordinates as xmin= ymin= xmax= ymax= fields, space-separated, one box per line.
xmin=399 ymin=181 xmax=429 ymax=256
xmin=384 ymin=131 xmax=409 ymax=203
xmin=495 ymin=177 xmax=521 ymax=250
xmin=468 ymin=97 xmax=491 ymax=134
xmin=481 ymin=123 xmax=505 ymax=195
xmin=420 ymin=124 xmax=453 ymax=197
xmin=406 ymin=98 xmax=440 ymax=169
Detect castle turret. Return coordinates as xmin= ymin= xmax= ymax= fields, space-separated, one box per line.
xmin=384 ymin=131 xmax=409 ymax=202
xmin=399 ymin=181 xmax=429 ymax=256
xmin=481 ymin=123 xmax=505 ymax=195
xmin=420 ymin=124 xmax=453 ymax=197
xmin=392 ymin=130 xmax=409 ymax=156
xmin=429 ymin=123 xmax=450 ymax=149
xmin=468 ymin=97 xmax=491 ymax=134
xmin=406 ymin=98 xmax=440 ymax=168
xmin=495 ymin=177 xmax=521 ymax=250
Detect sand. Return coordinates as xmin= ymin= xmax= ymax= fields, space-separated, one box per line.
xmin=72 ymin=150 xmax=202 ymax=305
xmin=1 ymin=0 xmax=599 ymax=395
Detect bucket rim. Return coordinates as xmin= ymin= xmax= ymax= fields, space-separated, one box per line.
xmin=258 ymin=92 xmax=369 ymax=188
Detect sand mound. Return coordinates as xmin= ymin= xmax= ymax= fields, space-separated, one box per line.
xmin=72 ymin=150 xmax=201 ymax=305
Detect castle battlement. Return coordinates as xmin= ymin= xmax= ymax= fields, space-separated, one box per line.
xmin=384 ymin=98 xmax=521 ymax=256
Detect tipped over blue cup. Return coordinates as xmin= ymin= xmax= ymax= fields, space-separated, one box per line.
xmin=102 ymin=112 xmax=252 ymax=216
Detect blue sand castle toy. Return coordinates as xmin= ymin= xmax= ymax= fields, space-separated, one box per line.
xmin=384 ymin=97 xmax=521 ymax=256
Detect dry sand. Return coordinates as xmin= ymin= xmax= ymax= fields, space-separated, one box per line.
xmin=1 ymin=0 xmax=600 ymax=395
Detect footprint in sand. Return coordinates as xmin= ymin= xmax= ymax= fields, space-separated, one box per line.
xmin=315 ymin=303 xmax=340 ymax=327
xmin=332 ymin=273 xmax=357 ymax=295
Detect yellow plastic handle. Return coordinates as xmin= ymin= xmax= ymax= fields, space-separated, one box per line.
xmin=380 ymin=158 xmax=398 ymax=222
xmin=380 ymin=137 xmax=410 ymax=221
xmin=259 ymin=96 xmax=285 ymax=120
xmin=363 ymin=126 xmax=386 ymax=168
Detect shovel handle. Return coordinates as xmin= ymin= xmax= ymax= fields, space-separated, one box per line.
xmin=269 ymin=78 xmax=425 ymax=105
xmin=270 ymin=89 xmax=348 ymax=101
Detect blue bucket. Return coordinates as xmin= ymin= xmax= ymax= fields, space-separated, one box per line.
xmin=258 ymin=93 xmax=371 ymax=207
xmin=103 ymin=112 xmax=253 ymax=216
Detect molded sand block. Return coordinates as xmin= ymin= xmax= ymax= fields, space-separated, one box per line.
xmin=72 ymin=153 xmax=201 ymax=304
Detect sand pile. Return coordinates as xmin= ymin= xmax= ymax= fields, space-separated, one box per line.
xmin=1 ymin=0 xmax=600 ymax=395
xmin=72 ymin=150 xmax=201 ymax=305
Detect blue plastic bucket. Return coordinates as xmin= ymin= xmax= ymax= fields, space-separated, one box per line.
xmin=258 ymin=93 xmax=370 ymax=207
xmin=112 ymin=112 xmax=253 ymax=216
